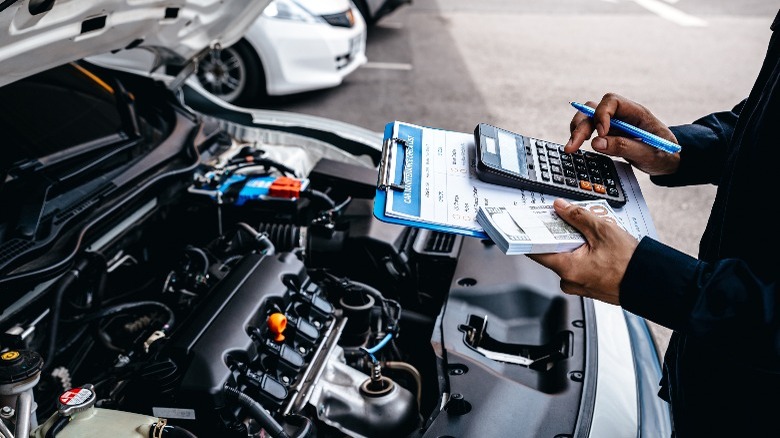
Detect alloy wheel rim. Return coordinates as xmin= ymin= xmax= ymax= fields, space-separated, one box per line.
xmin=196 ymin=46 xmax=247 ymax=102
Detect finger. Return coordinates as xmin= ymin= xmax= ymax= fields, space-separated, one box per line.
xmin=565 ymin=102 xmax=598 ymax=153
xmin=526 ymin=252 xmax=569 ymax=274
xmin=552 ymin=198 xmax=602 ymax=243
xmin=594 ymin=93 xmax=655 ymax=135
xmin=591 ymin=133 xmax=666 ymax=163
xmin=593 ymin=94 xmax=621 ymax=137
xmin=559 ymin=279 xmax=584 ymax=297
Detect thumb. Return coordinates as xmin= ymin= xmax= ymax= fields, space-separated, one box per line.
xmin=552 ymin=198 xmax=600 ymax=241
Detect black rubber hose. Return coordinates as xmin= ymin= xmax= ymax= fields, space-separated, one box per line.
xmin=44 ymin=415 xmax=71 ymax=438
xmin=89 ymin=251 xmax=107 ymax=308
xmin=45 ymin=256 xmax=91 ymax=368
xmin=223 ymin=385 xmax=289 ymax=438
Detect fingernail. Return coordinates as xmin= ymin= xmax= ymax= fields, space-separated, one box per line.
xmin=592 ymin=137 xmax=607 ymax=150
xmin=554 ymin=198 xmax=571 ymax=208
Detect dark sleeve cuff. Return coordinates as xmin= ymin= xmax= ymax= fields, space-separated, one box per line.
xmin=650 ymin=105 xmax=741 ymax=187
xmin=620 ymin=236 xmax=700 ymax=331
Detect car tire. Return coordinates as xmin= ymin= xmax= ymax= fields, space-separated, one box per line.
xmin=352 ymin=0 xmax=373 ymax=26
xmin=195 ymin=38 xmax=266 ymax=105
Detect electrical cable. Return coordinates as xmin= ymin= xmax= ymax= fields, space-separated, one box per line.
xmin=223 ymin=385 xmax=289 ymax=438
xmin=66 ymin=301 xmax=175 ymax=333
xmin=184 ymin=245 xmax=210 ymax=276
xmin=366 ymin=333 xmax=393 ymax=355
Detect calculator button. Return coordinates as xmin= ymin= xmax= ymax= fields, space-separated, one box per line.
xmin=547 ymin=151 xmax=560 ymax=159
xmin=541 ymin=171 xmax=551 ymax=181
xmin=549 ymin=158 xmax=561 ymax=166
xmin=540 ymin=163 xmax=550 ymax=172
xmin=550 ymin=165 xmax=562 ymax=174
xmin=564 ymin=169 xmax=576 ymax=178
xmin=577 ymin=172 xmax=590 ymax=181
xmin=579 ymin=180 xmax=593 ymax=191
xmin=607 ymin=187 xmax=620 ymax=197
xmin=552 ymin=174 xmax=565 ymax=184
xmin=593 ymin=184 xmax=606 ymax=194
xmin=565 ymin=177 xmax=578 ymax=187
xmin=574 ymin=156 xmax=586 ymax=166
xmin=605 ymin=178 xmax=617 ymax=188
xmin=562 ymin=161 xmax=575 ymax=171
xmin=538 ymin=155 xmax=548 ymax=163
xmin=591 ymin=176 xmax=603 ymax=185
xmin=546 ymin=144 xmax=558 ymax=152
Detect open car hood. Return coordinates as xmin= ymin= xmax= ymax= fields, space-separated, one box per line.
xmin=0 ymin=0 xmax=270 ymax=88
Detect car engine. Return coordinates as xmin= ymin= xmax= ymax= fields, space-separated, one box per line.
xmin=0 ymin=65 xmax=590 ymax=438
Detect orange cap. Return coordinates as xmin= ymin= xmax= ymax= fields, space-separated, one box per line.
xmin=267 ymin=313 xmax=287 ymax=342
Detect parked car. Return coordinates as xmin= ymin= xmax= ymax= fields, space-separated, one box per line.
xmin=88 ymin=0 xmax=368 ymax=105
xmin=0 ymin=1 xmax=670 ymax=437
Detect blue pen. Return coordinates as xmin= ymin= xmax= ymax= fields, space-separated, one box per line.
xmin=569 ymin=101 xmax=681 ymax=154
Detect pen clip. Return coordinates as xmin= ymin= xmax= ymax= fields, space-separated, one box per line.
xmin=377 ymin=137 xmax=408 ymax=192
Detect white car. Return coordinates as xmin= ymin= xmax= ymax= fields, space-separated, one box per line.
xmin=88 ymin=0 xmax=367 ymax=105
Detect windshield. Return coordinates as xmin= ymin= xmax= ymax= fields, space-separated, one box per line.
xmin=0 ymin=62 xmax=126 ymax=178
xmin=0 ymin=62 xmax=179 ymax=278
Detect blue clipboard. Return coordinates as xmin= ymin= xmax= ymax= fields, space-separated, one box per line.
xmin=372 ymin=121 xmax=488 ymax=239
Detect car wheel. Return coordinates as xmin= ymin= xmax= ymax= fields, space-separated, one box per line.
xmin=195 ymin=39 xmax=265 ymax=105
xmin=352 ymin=0 xmax=373 ymax=25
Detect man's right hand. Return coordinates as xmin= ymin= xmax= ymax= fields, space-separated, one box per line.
xmin=564 ymin=93 xmax=681 ymax=177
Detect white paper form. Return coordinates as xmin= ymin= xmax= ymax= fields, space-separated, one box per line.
xmin=381 ymin=121 xmax=657 ymax=241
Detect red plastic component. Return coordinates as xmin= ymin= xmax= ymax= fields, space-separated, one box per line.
xmin=269 ymin=177 xmax=302 ymax=199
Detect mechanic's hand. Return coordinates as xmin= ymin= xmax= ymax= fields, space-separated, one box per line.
xmin=527 ymin=198 xmax=640 ymax=306
xmin=564 ymin=93 xmax=681 ymax=177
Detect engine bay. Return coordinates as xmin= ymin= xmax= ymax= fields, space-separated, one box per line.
xmin=0 ymin=65 xmax=591 ymax=438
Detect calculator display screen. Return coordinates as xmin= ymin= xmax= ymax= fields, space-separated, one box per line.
xmin=479 ymin=125 xmax=528 ymax=178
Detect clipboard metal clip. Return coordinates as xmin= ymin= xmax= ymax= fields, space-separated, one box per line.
xmin=377 ymin=137 xmax=409 ymax=192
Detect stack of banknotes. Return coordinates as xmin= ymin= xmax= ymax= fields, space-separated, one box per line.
xmin=476 ymin=200 xmax=625 ymax=254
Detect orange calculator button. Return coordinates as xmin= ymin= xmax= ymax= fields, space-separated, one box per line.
xmin=579 ymin=180 xmax=593 ymax=191
xmin=593 ymin=184 xmax=606 ymax=194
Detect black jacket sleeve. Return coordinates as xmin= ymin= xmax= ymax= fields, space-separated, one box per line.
xmin=649 ymin=100 xmax=744 ymax=187
xmin=620 ymin=237 xmax=780 ymax=365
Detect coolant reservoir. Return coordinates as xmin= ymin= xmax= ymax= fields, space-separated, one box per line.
xmin=32 ymin=385 xmax=160 ymax=438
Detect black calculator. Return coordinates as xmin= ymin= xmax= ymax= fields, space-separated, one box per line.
xmin=474 ymin=122 xmax=627 ymax=207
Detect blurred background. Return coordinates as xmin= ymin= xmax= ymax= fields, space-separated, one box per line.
xmin=257 ymin=0 xmax=777 ymax=351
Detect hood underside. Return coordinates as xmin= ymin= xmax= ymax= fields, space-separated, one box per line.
xmin=0 ymin=0 xmax=270 ymax=88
